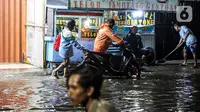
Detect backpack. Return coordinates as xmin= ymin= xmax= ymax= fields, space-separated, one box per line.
xmin=53 ymin=33 xmax=61 ymax=52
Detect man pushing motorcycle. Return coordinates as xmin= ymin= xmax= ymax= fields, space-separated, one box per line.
xmin=82 ymin=19 xmax=140 ymax=78
xmin=93 ymin=19 xmax=124 ymax=53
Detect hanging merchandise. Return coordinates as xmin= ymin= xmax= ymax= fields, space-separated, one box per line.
xmin=53 ymin=33 xmax=61 ymax=52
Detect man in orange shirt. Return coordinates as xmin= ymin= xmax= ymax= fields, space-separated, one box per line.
xmin=93 ymin=19 xmax=124 ymax=53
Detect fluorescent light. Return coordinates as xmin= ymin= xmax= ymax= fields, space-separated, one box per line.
xmin=133 ymin=11 xmax=143 ymax=18
xmin=84 ymin=19 xmax=90 ymax=27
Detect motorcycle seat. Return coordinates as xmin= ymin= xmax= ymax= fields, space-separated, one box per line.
xmin=88 ymin=51 xmax=112 ymax=59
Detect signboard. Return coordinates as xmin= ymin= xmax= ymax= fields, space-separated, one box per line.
xmin=56 ymin=17 xmax=79 ymax=37
xmin=111 ymin=10 xmax=155 ymax=37
xmin=70 ymin=0 xmax=178 ymax=11
xmin=105 ymin=11 xmax=154 ymax=26
xmin=81 ymin=18 xmax=100 ymax=38
xmin=127 ymin=11 xmax=154 ymax=26
xmin=113 ymin=25 xmax=155 ymax=38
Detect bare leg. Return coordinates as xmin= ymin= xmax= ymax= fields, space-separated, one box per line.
xmin=63 ymin=59 xmax=69 ymax=78
xmin=183 ymin=49 xmax=188 ymax=65
xmin=63 ymin=68 xmax=67 ymax=78
xmin=192 ymin=52 xmax=197 ymax=67
xmin=52 ymin=63 xmax=64 ymax=73
xmin=140 ymin=55 xmax=146 ymax=65
xmin=52 ymin=58 xmax=69 ymax=79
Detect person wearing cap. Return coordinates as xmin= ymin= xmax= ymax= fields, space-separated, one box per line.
xmin=52 ymin=19 xmax=85 ymax=79
xmin=93 ymin=19 xmax=124 ymax=53
xmin=174 ymin=23 xmax=198 ymax=68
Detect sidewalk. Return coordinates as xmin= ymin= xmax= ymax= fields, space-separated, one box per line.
xmin=0 ymin=63 xmax=37 ymax=69
xmin=0 ymin=60 xmax=198 ymax=74
xmin=0 ymin=63 xmax=45 ymax=75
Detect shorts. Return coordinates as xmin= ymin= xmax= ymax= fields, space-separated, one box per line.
xmin=184 ymin=44 xmax=197 ymax=53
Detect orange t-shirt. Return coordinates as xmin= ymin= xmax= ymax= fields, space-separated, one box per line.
xmin=93 ymin=23 xmax=124 ymax=53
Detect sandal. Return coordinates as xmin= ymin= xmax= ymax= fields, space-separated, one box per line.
xmin=179 ymin=63 xmax=187 ymax=66
xmin=191 ymin=65 xmax=198 ymax=69
xmin=52 ymin=71 xmax=59 ymax=79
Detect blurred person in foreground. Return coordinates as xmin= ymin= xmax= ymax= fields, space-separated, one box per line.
xmin=66 ymin=64 xmax=119 ymax=112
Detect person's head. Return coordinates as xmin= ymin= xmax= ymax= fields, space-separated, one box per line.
xmin=130 ymin=26 xmax=138 ymax=34
xmin=174 ymin=23 xmax=180 ymax=32
xmin=66 ymin=19 xmax=76 ymax=31
xmin=66 ymin=64 xmax=103 ymax=106
xmin=105 ymin=19 xmax=115 ymax=29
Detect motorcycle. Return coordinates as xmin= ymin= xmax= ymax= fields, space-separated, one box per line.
xmin=79 ymin=44 xmax=141 ymax=79
xmin=143 ymin=46 xmax=156 ymax=66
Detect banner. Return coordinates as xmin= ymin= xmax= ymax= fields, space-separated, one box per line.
xmin=113 ymin=25 xmax=155 ymax=38
xmin=105 ymin=11 xmax=155 ymax=26
xmin=70 ymin=0 xmax=178 ymax=11
xmin=56 ymin=17 xmax=79 ymax=37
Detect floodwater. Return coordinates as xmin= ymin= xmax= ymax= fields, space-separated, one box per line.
xmin=0 ymin=65 xmax=200 ymax=112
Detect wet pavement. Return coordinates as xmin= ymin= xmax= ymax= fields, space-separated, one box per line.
xmin=0 ymin=63 xmax=200 ymax=111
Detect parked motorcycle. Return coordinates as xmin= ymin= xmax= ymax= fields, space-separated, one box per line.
xmin=79 ymin=44 xmax=141 ymax=79
xmin=142 ymin=46 xmax=156 ymax=66
xmin=126 ymin=45 xmax=156 ymax=66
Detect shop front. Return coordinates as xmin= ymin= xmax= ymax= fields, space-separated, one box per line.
xmin=45 ymin=0 xmax=104 ymax=69
xmin=55 ymin=10 xmax=104 ymax=62
xmin=45 ymin=0 xmax=178 ymax=68
xmin=69 ymin=0 xmax=178 ymax=57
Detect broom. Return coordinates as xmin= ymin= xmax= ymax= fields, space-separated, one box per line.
xmin=157 ymin=42 xmax=184 ymax=63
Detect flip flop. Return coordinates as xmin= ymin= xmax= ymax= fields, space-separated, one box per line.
xmin=52 ymin=71 xmax=59 ymax=79
xmin=179 ymin=63 xmax=187 ymax=66
xmin=191 ymin=65 xmax=198 ymax=69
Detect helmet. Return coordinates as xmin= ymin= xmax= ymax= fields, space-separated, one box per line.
xmin=65 ymin=19 xmax=75 ymax=27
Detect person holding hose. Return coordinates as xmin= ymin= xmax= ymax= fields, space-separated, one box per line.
xmin=174 ymin=23 xmax=198 ymax=68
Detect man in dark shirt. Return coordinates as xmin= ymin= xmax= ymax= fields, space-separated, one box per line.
xmin=124 ymin=26 xmax=143 ymax=52
xmin=124 ymin=26 xmax=147 ymax=65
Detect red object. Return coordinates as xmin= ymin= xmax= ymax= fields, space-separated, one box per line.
xmin=54 ymin=34 xmax=61 ymax=52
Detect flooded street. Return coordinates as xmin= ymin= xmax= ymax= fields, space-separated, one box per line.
xmin=102 ymin=65 xmax=200 ymax=112
xmin=0 ymin=65 xmax=200 ymax=111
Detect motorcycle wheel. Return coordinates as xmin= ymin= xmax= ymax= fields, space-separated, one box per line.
xmin=127 ymin=62 xmax=140 ymax=79
xmin=144 ymin=47 xmax=156 ymax=66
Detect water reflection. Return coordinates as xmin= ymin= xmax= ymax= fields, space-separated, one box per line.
xmin=1 ymin=65 xmax=200 ymax=111
xmin=0 ymin=80 xmax=30 ymax=111
xmin=100 ymin=65 xmax=200 ymax=111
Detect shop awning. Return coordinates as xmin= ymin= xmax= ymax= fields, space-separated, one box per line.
xmin=46 ymin=0 xmax=68 ymax=9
